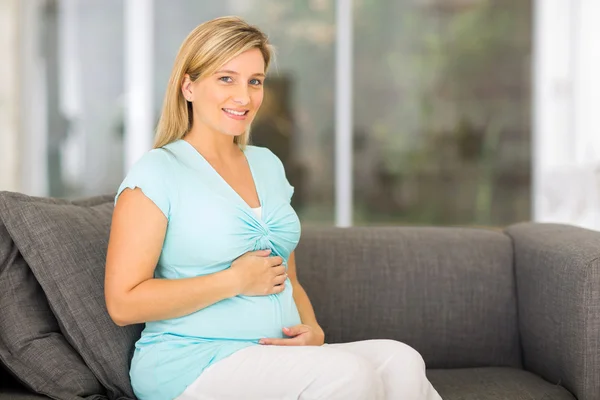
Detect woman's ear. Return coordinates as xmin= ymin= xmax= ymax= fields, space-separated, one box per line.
xmin=181 ymin=74 xmax=193 ymax=102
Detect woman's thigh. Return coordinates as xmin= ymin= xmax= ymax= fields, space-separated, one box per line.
xmin=326 ymin=339 xmax=426 ymax=373
xmin=327 ymin=340 xmax=442 ymax=400
xmin=176 ymin=344 xmax=384 ymax=400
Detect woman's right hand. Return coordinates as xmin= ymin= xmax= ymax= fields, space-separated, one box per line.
xmin=230 ymin=249 xmax=287 ymax=296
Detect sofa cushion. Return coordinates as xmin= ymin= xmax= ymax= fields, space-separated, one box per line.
xmin=0 ymin=192 xmax=141 ymax=400
xmin=0 ymin=205 xmax=105 ymax=399
xmin=0 ymin=388 xmax=52 ymax=400
xmin=427 ymin=367 xmax=575 ymax=399
xmin=295 ymin=226 xmax=521 ymax=369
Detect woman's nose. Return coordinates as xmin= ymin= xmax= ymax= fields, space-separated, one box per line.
xmin=232 ymin=84 xmax=250 ymax=105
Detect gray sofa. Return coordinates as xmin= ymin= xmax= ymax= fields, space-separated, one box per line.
xmin=0 ymin=191 xmax=598 ymax=400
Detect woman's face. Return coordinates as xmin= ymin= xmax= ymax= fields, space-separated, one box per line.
xmin=184 ymin=48 xmax=266 ymax=138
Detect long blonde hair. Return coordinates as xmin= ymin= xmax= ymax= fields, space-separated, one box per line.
xmin=153 ymin=16 xmax=273 ymax=150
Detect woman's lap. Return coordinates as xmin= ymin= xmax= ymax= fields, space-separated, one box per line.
xmin=175 ymin=339 xmax=440 ymax=400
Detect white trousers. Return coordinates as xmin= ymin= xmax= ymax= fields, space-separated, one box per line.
xmin=176 ymin=339 xmax=443 ymax=400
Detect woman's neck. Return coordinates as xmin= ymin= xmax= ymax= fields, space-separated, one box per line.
xmin=184 ymin=127 xmax=239 ymax=161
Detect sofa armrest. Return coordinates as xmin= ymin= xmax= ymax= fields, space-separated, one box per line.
xmin=505 ymin=222 xmax=600 ymax=400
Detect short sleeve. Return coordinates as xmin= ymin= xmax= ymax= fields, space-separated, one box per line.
xmin=114 ymin=149 xmax=172 ymax=219
xmin=267 ymin=149 xmax=294 ymax=203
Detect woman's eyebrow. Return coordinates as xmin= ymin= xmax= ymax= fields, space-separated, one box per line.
xmin=215 ymin=69 xmax=265 ymax=78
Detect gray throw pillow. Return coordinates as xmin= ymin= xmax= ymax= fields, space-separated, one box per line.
xmin=0 ymin=221 xmax=105 ymax=399
xmin=0 ymin=360 xmax=18 ymax=389
xmin=0 ymin=192 xmax=141 ymax=400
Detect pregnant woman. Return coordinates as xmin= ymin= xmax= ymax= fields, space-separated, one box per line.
xmin=105 ymin=16 xmax=442 ymax=400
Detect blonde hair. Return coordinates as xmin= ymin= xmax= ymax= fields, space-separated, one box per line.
xmin=153 ymin=16 xmax=273 ymax=150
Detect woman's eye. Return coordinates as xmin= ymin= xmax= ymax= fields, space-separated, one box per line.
xmin=250 ymin=78 xmax=263 ymax=86
xmin=219 ymin=76 xmax=233 ymax=83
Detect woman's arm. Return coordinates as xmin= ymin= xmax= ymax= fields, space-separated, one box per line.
xmin=284 ymin=252 xmax=325 ymax=344
xmin=105 ymin=188 xmax=241 ymax=326
xmin=287 ymin=252 xmax=325 ymax=339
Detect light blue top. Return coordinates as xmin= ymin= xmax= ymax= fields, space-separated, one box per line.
xmin=115 ymin=139 xmax=302 ymax=400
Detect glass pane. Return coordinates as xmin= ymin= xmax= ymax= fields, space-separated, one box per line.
xmin=353 ymin=0 xmax=532 ymax=227
xmin=154 ymin=0 xmax=336 ymax=225
xmin=43 ymin=0 xmax=125 ymax=199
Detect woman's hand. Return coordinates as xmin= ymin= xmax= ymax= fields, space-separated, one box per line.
xmin=259 ymin=324 xmax=325 ymax=346
xmin=229 ymin=249 xmax=287 ymax=296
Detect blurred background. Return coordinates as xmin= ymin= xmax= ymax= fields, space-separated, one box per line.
xmin=1 ymin=0 xmax=599 ymax=229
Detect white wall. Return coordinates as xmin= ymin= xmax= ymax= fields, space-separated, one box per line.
xmin=534 ymin=0 xmax=600 ymax=230
xmin=0 ymin=0 xmax=20 ymax=192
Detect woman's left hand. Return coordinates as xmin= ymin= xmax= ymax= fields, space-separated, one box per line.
xmin=259 ymin=324 xmax=325 ymax=346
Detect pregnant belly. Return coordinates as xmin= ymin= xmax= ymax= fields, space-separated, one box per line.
xmin=146 ymin=279 xmax=301 ymax=341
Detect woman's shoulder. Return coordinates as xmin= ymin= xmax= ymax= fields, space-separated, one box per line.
xmin=115 ymin=147 xmax=179 ymax=216
xmin=129 ymin=147 xmax=178 ymax=175
xmin=245 ymin=145 xmax=283 ymax=167
xmin=118 ymin=147 xmax=179 ymax=193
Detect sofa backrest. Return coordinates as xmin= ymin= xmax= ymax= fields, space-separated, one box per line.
xmin=295 ymin=226 xmax=522 ymax=369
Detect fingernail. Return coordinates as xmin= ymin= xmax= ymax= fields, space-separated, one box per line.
xmin=259 ymin=339 xmax=265 ymax=344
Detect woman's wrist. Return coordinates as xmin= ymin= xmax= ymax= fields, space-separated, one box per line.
xmin=220 ymin=268 xmax=243 ymax=297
